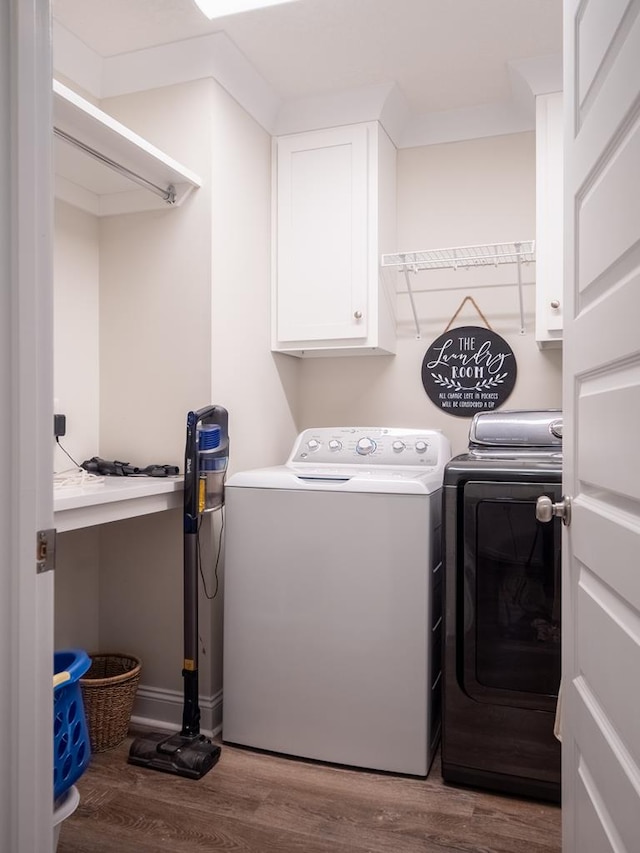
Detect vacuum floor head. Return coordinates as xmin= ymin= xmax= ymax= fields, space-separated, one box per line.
xmin=128 ymin=731 xmax=221 ymax=779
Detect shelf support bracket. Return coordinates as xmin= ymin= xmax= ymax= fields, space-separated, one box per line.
xmin=402 ymin=267 xmax=421 ymax=339
xmin=383 ymin=241 xmax=534 ymax=339
xmin=515 ymin=242 xmax=525 ymax=334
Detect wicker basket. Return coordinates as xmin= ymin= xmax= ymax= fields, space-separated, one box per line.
xmin=80 ymin=653 xmax=142 ymax=752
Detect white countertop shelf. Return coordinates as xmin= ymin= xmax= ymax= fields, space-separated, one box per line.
xmin=53 ymin=79 xmax=202 ymax=217
xmin=54 ymin=476 xmax=184 ymax=533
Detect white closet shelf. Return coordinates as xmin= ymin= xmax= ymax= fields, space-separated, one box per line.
xmin=54 ymin=476 xmax=184 ymax=533
xmin=381 ymin=241 xmax=535 ymax=271
xmin=53 ymin=80 xmax=202 ymax=217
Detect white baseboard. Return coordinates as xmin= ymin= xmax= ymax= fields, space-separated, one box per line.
xmin=130 ymin=684 xmax=223 ymax=738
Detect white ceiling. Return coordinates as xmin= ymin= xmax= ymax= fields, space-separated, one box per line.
xmin=52 ymin=0 xmax=562 ymax=117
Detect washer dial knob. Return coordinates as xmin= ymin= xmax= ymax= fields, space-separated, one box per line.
xmin=328 ymin=439 xmax=342 ymax=451
xmin=415 ymin=440 xmax=429 ymax=454
xmin=356 ymin=437 xmax=376 ymax=456
xmin=392 ymin=440 xmax=406 ymax=453
xmin=307 ymin=439 xmax=321 ymax=452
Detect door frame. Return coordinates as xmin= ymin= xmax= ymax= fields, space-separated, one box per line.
xmin=1 ymin=0 xmax=54 ymax=850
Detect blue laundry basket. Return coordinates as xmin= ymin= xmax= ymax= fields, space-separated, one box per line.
xmin=54 ymin=649 xmax=92 ymax=800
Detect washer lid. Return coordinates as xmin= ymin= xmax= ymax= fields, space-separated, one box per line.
xmin=226 ymin=466 xmax=446 ymax=494
xmin=227 ymin=427 xmax=452 ymax=494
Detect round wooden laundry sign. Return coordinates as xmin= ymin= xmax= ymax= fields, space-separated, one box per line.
xmin=421 ymin=325 xmax=517 ymax=417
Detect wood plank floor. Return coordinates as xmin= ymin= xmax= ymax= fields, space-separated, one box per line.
xmin=58 ymin=733 xmax=561 ymax=853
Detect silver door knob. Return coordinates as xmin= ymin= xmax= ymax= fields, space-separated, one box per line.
xmin=550 ymin=300 xmax=561 ymax=309
xmin=536 ymin=495 xmax=572 ymax=526
xmin=354 ymin=310 xmax=363 ymax=320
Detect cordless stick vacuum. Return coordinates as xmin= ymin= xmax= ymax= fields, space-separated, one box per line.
xmin=128 ymin=405 xmax=229 ymax=779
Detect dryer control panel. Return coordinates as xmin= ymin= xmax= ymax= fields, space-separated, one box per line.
xmin=287 ymin=427 xmax=450 ymax=468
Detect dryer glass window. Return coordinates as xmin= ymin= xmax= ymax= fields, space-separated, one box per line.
xmin=475 ymin=500 xmax=560 ymax=695
xmin=461 ymin=481 xmax=561 ymax=709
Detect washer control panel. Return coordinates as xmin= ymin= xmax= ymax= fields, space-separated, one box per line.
xmin=288 ymin=427 xmax=448 ymax=468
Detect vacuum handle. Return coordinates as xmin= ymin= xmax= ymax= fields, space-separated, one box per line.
xmin=193 ymin=405 xmax=223 ymax=424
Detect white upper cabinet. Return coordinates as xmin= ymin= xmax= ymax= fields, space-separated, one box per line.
xmin=272 ymin=122 xmax=396 ymax=357
xmin=535 ymin=91 xmax=563 ymax=348
xmin=53 ymin=80 xmax=202 ymax=217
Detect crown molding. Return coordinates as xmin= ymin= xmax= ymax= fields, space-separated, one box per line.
xmin=400 ymin=53 xmax=562 ymax=148
xmin=507 ymin=53 xmax=563 ymax=121
xmin=274 ymin=82 xmax=410 ymax=145
xmin=510 ymin=53 xmax=563 ymax=97
xmin=102 ymin=31 xmax=282 ymax=132
xmin=53 ymin=21 xmax=282 ymax=133
xmin=401 ymin=100 xmax=534 ymax=148
xmin=52 ymin=22 xmax=562 ymax=149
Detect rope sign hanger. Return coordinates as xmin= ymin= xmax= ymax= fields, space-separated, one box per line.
xmin=443 ymin=295 xmax=493 ymax=334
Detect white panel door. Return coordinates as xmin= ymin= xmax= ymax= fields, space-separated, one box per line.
xmin=563 ymin=1 xmax=640 ymax=850
xmin=276 ymin=125 xmax=369 ymax=342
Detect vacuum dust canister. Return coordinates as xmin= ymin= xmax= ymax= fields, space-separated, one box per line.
xmin=197 ymin=424 xmax=227 ymax=513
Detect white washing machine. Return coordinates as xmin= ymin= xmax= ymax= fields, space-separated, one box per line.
xmin=222 ymin=426 xmax=451 ymax=776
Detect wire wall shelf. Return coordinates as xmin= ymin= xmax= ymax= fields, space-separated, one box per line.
xmin=381 ymin=241 xmax=535 ymax=272
xmin=381 ymin=241 xmax=536 ymax=338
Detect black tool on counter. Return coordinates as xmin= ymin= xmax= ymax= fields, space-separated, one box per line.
xmin=82 ymin=457 xmax=179 ymax=477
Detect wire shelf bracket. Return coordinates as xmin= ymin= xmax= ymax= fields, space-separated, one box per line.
xmin=381 ymin=240 xmax=536 ymax=338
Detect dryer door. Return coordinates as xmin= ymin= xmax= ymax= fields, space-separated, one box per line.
xmin=461 ymin=480 xmax=561 ymax=711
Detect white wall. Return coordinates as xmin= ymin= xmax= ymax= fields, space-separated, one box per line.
xmin=54 ymin=528 xmax=100 ymax=652
xmin=52 ymin=203 xmax=102 ymax=657
xmin=299 ymin=132 xmax=562 ymax=455
xmin=53 ymin=200 xmax=100 ymax=468
xmin=209 ymin=79 xmax=299 ymax=476
xmin=97 ymin=511 xmax=183 ymax=683
xmin=99 ymin=80 xmax=215 ymax=469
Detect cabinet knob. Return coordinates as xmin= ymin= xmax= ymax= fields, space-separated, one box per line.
xmin=550 ymin=300 xmax=560 ymax=309
xmin=353 ymin=310 xmax=363 ymax=320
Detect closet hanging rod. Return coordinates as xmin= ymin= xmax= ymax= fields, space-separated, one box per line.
xmin=53 ymin=127 xmax=177 ymax=205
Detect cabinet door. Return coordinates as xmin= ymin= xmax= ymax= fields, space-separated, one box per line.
xmin=276 ymin=125 xmax=369 ymax=343
xmin=535 ymin=92 xmax=563 ymax=347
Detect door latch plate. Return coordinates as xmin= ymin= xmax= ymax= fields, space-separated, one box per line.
xmin=36 ymin=528 xmax=56 ymax=573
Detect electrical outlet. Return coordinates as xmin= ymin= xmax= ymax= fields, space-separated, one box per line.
xmin=54 ymin=414 xmax=66 ymax=438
